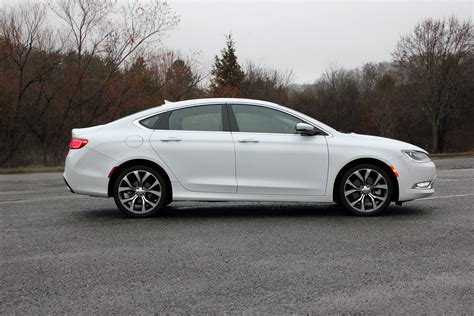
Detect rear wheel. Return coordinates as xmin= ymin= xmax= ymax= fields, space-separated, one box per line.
xmin=113 ymin=166 xmax=168 ymax=218
xmin=339 ymin=164 xmax=393 ymax=216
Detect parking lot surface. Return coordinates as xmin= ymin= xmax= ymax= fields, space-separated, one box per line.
xmin=1 ymin=157 xmax=473 ymax=313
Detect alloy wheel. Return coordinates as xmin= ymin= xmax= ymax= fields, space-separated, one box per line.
xmin=117 ymin=170 xmax=162 ymax=214
xmin=343 ymin=168 xmax=389 ymax=213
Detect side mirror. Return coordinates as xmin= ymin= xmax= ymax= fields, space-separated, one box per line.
xmin=296 ymin=123 xmax=319 ymax=135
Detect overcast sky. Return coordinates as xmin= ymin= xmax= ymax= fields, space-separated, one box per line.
xmin=1 ymin=0 xmax=472 ymax=83
xmin=166 ymin=0 xmax=472 ymax=83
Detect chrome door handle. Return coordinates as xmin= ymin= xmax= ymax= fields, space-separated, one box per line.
xmin=238 ymin=138 xmax=259 ymax=143
xmin=160 ymin=137 xmax=181 ymax=142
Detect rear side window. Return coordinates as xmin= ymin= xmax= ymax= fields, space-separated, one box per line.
xmin=140 ymin=114 xmax=163 ymax=129
xmin=169 ymin=105 xmax=223 ymax=131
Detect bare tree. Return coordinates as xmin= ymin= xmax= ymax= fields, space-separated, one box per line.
xmin=370 ymin=72 xmax=402 ymax=137
xmin=240 ymin=61 xmax=293 ymax=104
xmin=46 ymin=0 xmax=179 ymax=161
xmin=51 ymin=0 xmax=113 ymax=68
xmin=0 ymin=3 xmax=59 ymax=165
xmin=315 ymin=65 xmax=361 ymax=132
xmin=393 ymin=17 xmax=473 ymax=152
xmin=104 ymin=0 xmax=179 ymax=69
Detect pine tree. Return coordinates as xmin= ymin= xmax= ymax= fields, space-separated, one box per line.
xmin=210 ymin=34 xmax=245 ymax=97
xmin=164 ymin=59 xmax=199 ymax=101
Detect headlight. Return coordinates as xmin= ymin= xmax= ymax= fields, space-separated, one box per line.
xmin=402 ymin=150 xmax=431 ymax=163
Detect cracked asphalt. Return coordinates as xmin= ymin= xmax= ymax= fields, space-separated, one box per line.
xmin=1 ymin=157 xmax=473 ymax=314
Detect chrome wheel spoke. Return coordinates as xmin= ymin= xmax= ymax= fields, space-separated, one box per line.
xmin=142 ymin=172 xmax=152 ymax=184
xmin=354 ymin=171 xmax=365 ymax=184
xmin=130 ymin=196 xmax=138 ymax=211
xmin=350 ymin=195 xmax=363 ymax=207
xmin=120 ymin=195 xmax=136 ymax=203
xmin=369 ymin=193 xmax=386 ymax=202
xmin=119 ymin=186 xmax=133 ymax=192
xmin=373 ymin=184 xmax=388 ymax=190
xmin=133 ymin=171 xmax=142 ymax=185
xmin=368 ymin=194 xmax=376 ymax=208
xmin=148 ymin=179 xmax=160 ymax=190
xmin=364 ymin=169 xmax=372 ymax=182
xmin=373 ymin=174 xmax=383 ymax=186
xmin=122 ymin=176 xmax=134 ymax=189
xmin=346 ymin=179 xmax=359 ymax=189
xmin=344 ymin=189 xmax=360 ymax=196
xmin=122 ymin=195 xmax=138 ymax=211
xmin=146 ymin=190 xmax=161 ymax=197
xmin=143 ymin=196 xmax=157 ymax=208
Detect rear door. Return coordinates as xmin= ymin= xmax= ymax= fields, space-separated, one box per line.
xmin=229 ymin=104 xmax=329 ymax=196
xmin=149 ymin=104 xmax=236 ymax=193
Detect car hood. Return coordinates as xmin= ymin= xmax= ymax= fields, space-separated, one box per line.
xmin=343 ymin=132 xmax=428 ymax=154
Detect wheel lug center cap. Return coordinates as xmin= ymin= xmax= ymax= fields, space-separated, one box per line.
xmin=361 ymin=185 xmax=371 ymax=195
xmin=136 ymin=187 xmax=145 ymax=196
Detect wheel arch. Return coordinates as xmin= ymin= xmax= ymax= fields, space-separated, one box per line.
xmin=333 ymin=158 xmax=399 ymax=203
xmin=107 ymin=159 xmax=172 ymax=199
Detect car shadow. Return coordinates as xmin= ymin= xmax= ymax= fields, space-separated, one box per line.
xmin=75 ymin=202 xmax=428 ymax=221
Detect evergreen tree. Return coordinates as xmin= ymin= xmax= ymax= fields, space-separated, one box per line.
xmin=210 ymin=34 xmax=245 ymax=96
xmin=164 ymin=59 xmax=200 ymax=101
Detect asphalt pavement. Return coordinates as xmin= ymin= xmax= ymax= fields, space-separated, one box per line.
xmin=1 ymin=156 xmax=473 ymax=314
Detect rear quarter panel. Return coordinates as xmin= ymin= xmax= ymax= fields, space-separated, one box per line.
xmin=90 ymin=122 xmax=178 ymax=182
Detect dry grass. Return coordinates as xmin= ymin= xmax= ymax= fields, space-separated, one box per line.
xmin=431 ymin=151 xmax=474 ymax=158
xmin=0 ymin=165 xmax=64 ymax=174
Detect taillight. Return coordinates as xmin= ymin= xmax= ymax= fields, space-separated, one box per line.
xmin=69 ymin=138 xmax=88 ymax=149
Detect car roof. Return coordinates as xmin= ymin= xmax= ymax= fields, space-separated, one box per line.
xmin=122 ymin=98 xmax=282 ymax=120
xmin=157 ymin=98 xmax=279 ymax=110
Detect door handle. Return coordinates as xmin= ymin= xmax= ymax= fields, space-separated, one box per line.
xmin=238 ymin=138 xmax=259 ymax=143
xmin=160 ymin=137 xmax=181 ymax=142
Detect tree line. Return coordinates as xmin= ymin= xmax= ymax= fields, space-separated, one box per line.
xmin=0 ymin=0 xmax=472 ymax=167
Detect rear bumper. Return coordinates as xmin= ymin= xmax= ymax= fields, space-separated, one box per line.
xmin=63 ymin=177 xmax=75 ymax=193
xmin=63 ymin=147 xmax=116 ymax=197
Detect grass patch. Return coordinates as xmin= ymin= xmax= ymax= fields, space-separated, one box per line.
xmin=0 ymin=165 xmax=64 ymax=174
xmin=431 ymin=151 xmax=474 ymax=158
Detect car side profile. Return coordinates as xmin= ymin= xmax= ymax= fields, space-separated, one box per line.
xmin=64 ymin=98 xmax=436 ymax=217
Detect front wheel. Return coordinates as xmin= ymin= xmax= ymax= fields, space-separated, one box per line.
xmin=113 ymin=166 xmax=168 ymax=218
xmin=339 ymin=164 xmax=393 ymax=216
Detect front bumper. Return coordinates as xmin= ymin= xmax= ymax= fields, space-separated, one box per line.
xmin=388 ymin=154 xmax=436 ymax=202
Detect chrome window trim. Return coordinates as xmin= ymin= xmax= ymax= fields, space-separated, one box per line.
xmin=133 ymin=101 xmax=333 ymax=137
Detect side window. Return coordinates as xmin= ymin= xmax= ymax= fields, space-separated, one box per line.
xmin=169 ymin=105 xmax=223 ymax=131
xmin=140 ymin=113 xmax=163 ymax=129
xmin=231 ymin=104 xmax=303 ymax=134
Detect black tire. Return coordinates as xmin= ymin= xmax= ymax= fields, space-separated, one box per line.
xmin=113 ymin=165 xmax=169 ymax=218
xmin=334 ymin=201 xmax=343 ymax=207
xmin=338 ymin=164 xmax=393 ymax=216
xmin=163 ymin=197 xmax=173 ymax=207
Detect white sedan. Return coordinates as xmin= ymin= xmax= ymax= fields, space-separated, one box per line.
xmin=64 ymin=98 xmax=436 ymax=217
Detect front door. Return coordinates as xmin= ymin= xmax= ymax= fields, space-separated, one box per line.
xmin=229 ymin=104 xmax=329 ymax=195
